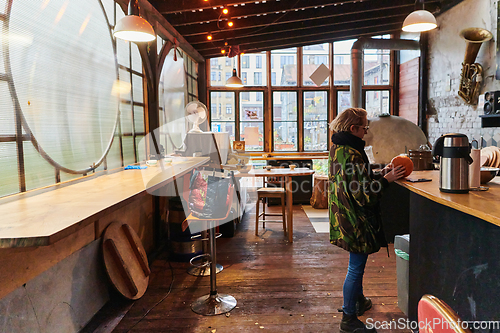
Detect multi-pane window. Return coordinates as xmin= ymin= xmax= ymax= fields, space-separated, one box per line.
xmin=243 ymin=52 xmax=266 ymax=86
xmin=273 ymin=91 xmax=297 ymax=151
xmin=207 ymin=40 xmax=393 ymax=152
xmin=304 ymin=91 xmax=328 ymax=151
xmin=210 ymin=57 xmax=238 ymax=87
xmin=271 ymin=48 xmax=297 ymax=87
xmin=0 ymin=0 xmax=146 ymax=196
xmin=211 ymin=91 xmax=235 ymax=143
xmin=241 ymin=92 xmax=264 ymax=151
xmin=303 ymin=43 xmax=330 ymax=86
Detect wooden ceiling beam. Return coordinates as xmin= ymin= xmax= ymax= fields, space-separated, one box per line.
xmin=175 ymin=0 xmax=422 ymax=37
xmin=151 ymin=0 xmax=361 ymax=15
xmin=163 ymin=0 xmax=376 ymax=27
xmin=187 ymin=7 xmax=409 ymax=45
xmin=197 ymin=20 xmax=404 ymax=53
xmin=200 ymin=23 xmax=404 ymax=58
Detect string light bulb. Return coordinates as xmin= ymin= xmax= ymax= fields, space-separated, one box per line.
xmin=228 ymin=21 xmax=234 ymax=27
xmin=207 ymin=34 xmax=213 ymax=40
xmin=222 ymin=8 xmax=229 ymax=14
xmin=221 ymin=49 xmax=226 ymax=54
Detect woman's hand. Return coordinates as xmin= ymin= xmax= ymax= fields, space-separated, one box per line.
xmin=380 ymin=163 xmax=394 ymax=176
xmin=383 ymin=165 xmax=406 ymax=183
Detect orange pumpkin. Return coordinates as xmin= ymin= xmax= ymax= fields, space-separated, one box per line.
xmin=391 ymin=155 xmax=413 ymax=177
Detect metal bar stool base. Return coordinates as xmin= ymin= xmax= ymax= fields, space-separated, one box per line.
xmin=191 ymin=293 xmax=237 ymax=316
xmin=187 ymin=263 xmax=223 ymax=276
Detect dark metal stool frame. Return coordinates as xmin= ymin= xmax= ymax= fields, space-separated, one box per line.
xmin=182 ymin=170 xmax=237 ymax=315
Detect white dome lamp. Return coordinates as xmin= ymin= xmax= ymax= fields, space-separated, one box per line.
xmin=114 ymin=0 xmax=156 ymax=42
xmin=226 ymin=68 xmax=244 ymax=88
xmin=402 ymin=1 xmax=437 ymax=33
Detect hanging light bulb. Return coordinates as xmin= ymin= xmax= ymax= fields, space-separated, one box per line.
xmin=114 ymin=0 xmax=156 ymax=42
xmin=222 ymin=8 xmax=229 ymax=14
xmin=226 ymin=69 xmax=243 ymax=88
xmin=228 ymin=21 xmax=234 ymax=27
xmin=207 ymin=34 xmax=213 ymax=40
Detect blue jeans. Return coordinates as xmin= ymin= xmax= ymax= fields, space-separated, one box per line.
xmin=342 ymin=252 xmax=369 ymax=316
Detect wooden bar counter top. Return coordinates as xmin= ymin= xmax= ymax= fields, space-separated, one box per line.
xmin=396 ymin=170 xmax=500 ymax=228
xmin=0 ymin=157 xmax=209 ymax=248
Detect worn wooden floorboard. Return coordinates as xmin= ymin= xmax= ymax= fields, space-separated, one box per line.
xmin=106 ymin=204 xmax=409 ymax=333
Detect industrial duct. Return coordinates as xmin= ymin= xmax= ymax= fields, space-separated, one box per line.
xmin=350 ymin=37 xmax=420 ymax=108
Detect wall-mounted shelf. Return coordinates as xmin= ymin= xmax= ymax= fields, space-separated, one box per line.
xmin=480 ymin=114 xmax=500 ymax=128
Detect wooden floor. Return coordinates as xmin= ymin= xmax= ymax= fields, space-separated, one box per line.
xmin=97 ymin=205 xmax=410 ymax=333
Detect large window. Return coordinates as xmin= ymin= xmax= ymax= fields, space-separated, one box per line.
xmin=0 ymin=0 xmax=145 ymax=197
xmin=303 ymin=43 xmax=330 ymax=86
xmin=240 ymin=92 xmax=264 ymax=151
xmin=304 ymin=91 xmax=328 ymax=151
xmin=207 ymin=39 xmax=394 ymax=152
xmin=273 ymin=92 xmax=297 ymax=151
xmin=242 ymin=52 xmax=266 ymax=86
xmin=210 ymin=91 xmax=235 ymax=144
xmin=271 ymin=48 xmax=297 ymax=87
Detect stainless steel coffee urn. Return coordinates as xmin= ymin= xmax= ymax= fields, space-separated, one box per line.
xmin=432 ymin=133 xmax=473 ymax=193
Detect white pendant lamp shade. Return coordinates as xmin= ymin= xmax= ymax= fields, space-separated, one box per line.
xmin=402 ymin=10 xmax=437 ymax=32
xmin=225 ymin=69 xmax=244 ymax=88
xmin=114 ymin=15 xmax=156 ymax=42
xmin=114 ymin=0 xmax=155 ymax=42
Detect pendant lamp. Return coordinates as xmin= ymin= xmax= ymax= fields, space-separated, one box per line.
xmin=225 ymin=69 xmax=244 ymax=88
xmin=114 ymin=0 xmax=156 ymax=42
xmin=402 ymin=9 xmax=437 ymax=32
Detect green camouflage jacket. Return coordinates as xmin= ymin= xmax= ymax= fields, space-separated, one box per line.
xmin=328 ymin=144 xmax=388 ymax=254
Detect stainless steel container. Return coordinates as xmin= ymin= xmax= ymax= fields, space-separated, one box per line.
xmin=432 ymin=133 xmax=473 ymax=193
xmin=408 ymin=149 xmax=433 ymax=171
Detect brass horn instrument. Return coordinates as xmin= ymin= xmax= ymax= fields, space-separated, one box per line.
xmin=458 ymin=28 xmax=492 ymax=104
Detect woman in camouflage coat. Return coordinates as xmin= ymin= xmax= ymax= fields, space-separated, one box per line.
xmin=329 ymin=108 xmax=405 ymax=333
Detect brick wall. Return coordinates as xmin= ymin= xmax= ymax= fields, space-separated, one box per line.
xmin=426 ymin=0 xmax=500 ymax=147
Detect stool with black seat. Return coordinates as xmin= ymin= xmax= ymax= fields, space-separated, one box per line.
xmin=182 ymin=170 xmax=237 ymax=316
xmin=255 ymin=168 xmax=286 ymax=236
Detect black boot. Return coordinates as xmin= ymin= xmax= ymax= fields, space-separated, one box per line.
xmin=340 ymin=313 xmax=377 ymax=333
xmin=356 ymin=295 xmax=372 ymax=316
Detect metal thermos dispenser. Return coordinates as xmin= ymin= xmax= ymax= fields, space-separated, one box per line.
xmin=432 ymin=133 xmax=473 ymax=193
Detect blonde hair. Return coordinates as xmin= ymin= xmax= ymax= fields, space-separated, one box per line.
xmin=329 ymin=108 xmax=367 ymax=133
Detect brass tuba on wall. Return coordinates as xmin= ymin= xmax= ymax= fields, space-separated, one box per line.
xmin=458 ymin=28 xmax=492 ymax=104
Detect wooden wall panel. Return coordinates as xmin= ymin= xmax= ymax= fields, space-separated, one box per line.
xmin=0 ymin=223 xmax=95 ymax=300
xmin=399 ymin=57 xmax=419 ymax=125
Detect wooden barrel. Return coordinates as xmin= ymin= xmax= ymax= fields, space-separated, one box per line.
xmin=168 ymin=197 xmax=203 ymax=262
xmin=310 ymin=175 xmax=328 ymax=209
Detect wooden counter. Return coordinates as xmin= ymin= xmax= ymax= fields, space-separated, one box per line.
xmin=395 ymin=170 xmax=500 ymax=324
xmin=0 ymin=157 xmax=209 ymax=248
xmin=396 ymin=170 xmax=500 ymax=227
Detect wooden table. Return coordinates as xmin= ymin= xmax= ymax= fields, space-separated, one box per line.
xmin=0 ymin=157 xmax=209 ymax=248
xmin=235 ymin=168 xmax=315 ymax=243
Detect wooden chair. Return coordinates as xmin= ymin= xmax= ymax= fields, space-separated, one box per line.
xmin=418 ymin=294 xmax=471 ymax=333
xmin=182 ymin=170 xmax=237 ymax=316
xmin=255 ymin=168 xmax=286 ymax=236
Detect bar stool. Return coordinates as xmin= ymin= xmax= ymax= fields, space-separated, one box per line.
xmin=255 ymin=170 xmax=286 ymax=236
xmin=187 ymin=229 xmax=223 ymax=276
xmin=182 ymin=172 xmax=237 ymax=315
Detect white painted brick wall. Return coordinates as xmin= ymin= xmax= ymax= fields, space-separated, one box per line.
xmin=426 ymin=0 xmax=500 ymax=146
